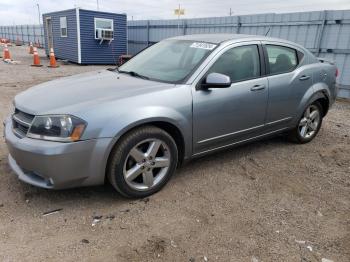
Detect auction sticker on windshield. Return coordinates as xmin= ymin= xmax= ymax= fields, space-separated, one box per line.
xmin=190 ymin=42 xmax=217 ymax=50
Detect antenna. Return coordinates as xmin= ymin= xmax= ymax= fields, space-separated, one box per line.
xmin=265 ymin=27 xmax=271 ymax=36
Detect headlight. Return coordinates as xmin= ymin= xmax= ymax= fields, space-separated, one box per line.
xmin=27 ymin=115 xmax=87 ymax=142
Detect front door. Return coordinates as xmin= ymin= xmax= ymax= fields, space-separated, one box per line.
xmin=192 ymin=43 xmax=268 ymax=154
xmin=45 ymin=18 xmax=53 ymax=49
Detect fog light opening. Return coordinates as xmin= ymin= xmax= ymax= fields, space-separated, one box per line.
xmin=47 ymin=178 xmax=54 ymax=186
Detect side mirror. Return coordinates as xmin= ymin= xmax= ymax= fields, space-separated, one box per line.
xmin=201 ymin=73 xmax=231 ymax=89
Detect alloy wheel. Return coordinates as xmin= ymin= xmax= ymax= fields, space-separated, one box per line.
xmin=123 ymin=138 xmax=171 ymax=191
xmin=298 ymin=104 xmax=321 ymax=139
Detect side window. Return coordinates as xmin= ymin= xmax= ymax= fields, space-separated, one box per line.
xmin=208 ymin=45 xmax=260 ymax=83
xmin=266 ymin=45 xmax=298 ymax=74
xmin=60 ymin=17 xmax=67 ymax=37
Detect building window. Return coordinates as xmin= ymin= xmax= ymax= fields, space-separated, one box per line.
xmin=60 ymin=17 xmax=67 ymax=37
xmin=94 ymin=18 xmax=114 ymax=40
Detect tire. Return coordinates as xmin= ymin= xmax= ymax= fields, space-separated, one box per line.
xmin=107 ymin=126 xmax=178 ymax=198
xmin=288 ymin=101 xmax=323 ymax=144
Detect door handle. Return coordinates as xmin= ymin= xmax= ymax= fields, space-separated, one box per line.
xmin=299 ymin=75 xmax=310 ymax=81
xmin=250 ymin=84 xmax=266 ymax=91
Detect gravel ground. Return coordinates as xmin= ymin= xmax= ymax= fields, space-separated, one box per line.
xmin=0 ymin=46 xmax=349 ymax=262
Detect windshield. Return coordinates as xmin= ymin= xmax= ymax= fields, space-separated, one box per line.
xmin=119 ymin=40 xmax=217 ymax=83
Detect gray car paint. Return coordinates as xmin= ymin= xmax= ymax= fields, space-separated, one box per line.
xmin=4 ymin=34 xmax=337 ymax=189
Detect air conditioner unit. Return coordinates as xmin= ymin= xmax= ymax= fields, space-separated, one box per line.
xmin=96 ymin=29 xmax=113 ymax=40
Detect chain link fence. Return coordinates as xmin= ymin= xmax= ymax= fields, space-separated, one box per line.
xmin=0 ymin=24 xmax=44 ymax=46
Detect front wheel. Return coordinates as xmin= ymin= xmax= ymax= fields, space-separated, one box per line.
xmin=288 ymin=101 xmax=323 ymax=143
xmin=107 ymin=126 xmax=178 ymax=198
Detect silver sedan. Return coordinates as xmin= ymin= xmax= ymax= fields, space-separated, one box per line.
xmin=4 ymin=34 xmax=338 ymax=198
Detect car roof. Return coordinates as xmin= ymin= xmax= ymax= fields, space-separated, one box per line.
xmin=168 ymin=33 xmax=298 ymax=46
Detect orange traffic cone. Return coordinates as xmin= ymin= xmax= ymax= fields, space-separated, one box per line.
xmin=29 ymin=42 xmax=34 ymax=54
xmin=48 ymin=48 xmax=59 ymax=68
xmin=31 ymin=47 xmax=42 ymax=67
xmin=3 ymin=44 xmax=11 ymax=60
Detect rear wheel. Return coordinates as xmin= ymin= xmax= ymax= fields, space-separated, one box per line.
xmin=107 ymin=126 xmax=178 ymax=198
xmin=288 ymin=101 xmax=323 ymax=143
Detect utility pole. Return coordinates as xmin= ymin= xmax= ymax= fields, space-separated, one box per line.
xmin=229 ymin=8 xmax=233 ymax=16
xmin=97 ymin=0 xmax=100 ymax=10
xmin=37 ymin=3 xmax=43 ymax=46
xmin=37 ymin=4 xmax=41 ymax=24
xmin=174 ymin=4 xmax=184 ymax=35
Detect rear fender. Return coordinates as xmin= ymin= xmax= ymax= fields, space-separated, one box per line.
xmin=293 ymin=83 xmax=330 ymax=126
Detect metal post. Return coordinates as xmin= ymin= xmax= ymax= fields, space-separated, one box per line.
xmin=27 ymin=24 xmax=30 ymax=44
xmin=146 ymin=20 xmax=150 ymax=46
xmin=183 ymin=19 xmax=186 ymax=35
xmin=33 ymin=24 xmax=36 ymax=45
xmin=237 ymin=16 xmax=241 ymax=34
xmin=177 ymin=4 xmax=180 ymax=35
xmin=315 ymin=10 xmax=327 ymax=56
xmin=21 ymin=25 xmax=24 ymax=44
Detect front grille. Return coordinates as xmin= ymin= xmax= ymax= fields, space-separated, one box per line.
xmin=12 ymin=108 xmax=35 ymax=138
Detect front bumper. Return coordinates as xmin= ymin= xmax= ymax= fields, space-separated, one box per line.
xmin=3 ymin=117 xmax=113 ymax=189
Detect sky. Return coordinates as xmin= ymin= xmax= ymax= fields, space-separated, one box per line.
xmin=0 ymin=0 xmax=350 ymax=25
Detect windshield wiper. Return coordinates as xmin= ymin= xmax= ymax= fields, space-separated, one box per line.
xmin=107 ymin=66 xmax=120 ymax=72
xmin=118 ymin=70 xmax=150 ymax=80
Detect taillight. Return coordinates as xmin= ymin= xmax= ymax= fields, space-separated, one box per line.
xmin=335 ymin=68 xmax=339 ymax=78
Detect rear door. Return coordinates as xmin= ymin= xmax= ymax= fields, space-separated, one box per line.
xmin=262 ymin=42 xmax=313 ymax=129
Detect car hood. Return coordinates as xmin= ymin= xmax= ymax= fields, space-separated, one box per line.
xmin=14 ymin=69 xmax=174 ymax=115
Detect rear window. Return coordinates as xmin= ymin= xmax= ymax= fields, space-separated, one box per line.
xmin=266 ymin=45 xmax=298 ymax=75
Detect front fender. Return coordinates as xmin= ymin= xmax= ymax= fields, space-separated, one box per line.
xmin=102 ymin=106 xmax=190 ymax=139
xmin=99 ymin=105 xmax=192 ymax=163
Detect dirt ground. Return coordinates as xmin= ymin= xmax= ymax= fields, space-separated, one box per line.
xmin=0 ymin=46 xmax=349 ymax=262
